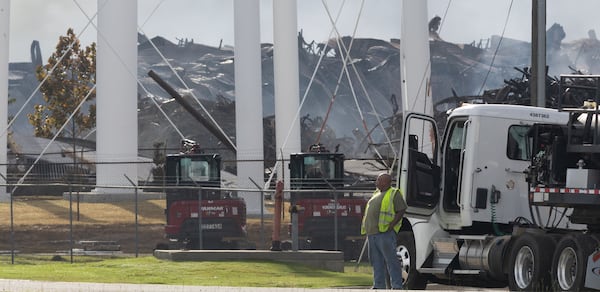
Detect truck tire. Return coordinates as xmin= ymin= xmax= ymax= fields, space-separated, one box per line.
xmin=508 ymin=233 xmax=555 ymax=291
xmin=551 ymin=234 xmax=596 ymax=291
xmin=396 ymin=231 xmax=427 ymax=289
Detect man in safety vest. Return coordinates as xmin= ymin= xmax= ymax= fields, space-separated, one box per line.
xmin=361 ymin=172 xmax=407 ymax=289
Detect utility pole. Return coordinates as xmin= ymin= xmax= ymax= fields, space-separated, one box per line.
xmin=531 ymin=0 xmax=546 ymax=107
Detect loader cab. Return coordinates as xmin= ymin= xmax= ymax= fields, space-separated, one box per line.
xmin=289 ymin=145 xmax=344 ymax=201
xmin=165 ymin=153 xmax=223 ymax=209
xmin=166 ymin=154 xmax=221 ymax=186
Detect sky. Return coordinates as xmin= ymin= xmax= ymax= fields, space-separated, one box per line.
xmin=7 ymin=0 xmax=600 ymax=62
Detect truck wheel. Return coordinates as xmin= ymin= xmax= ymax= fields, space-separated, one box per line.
xmin=551 ymin=234 xmax=596 ymax=291
xmin=396 ymin=231 xmax=427 ymax=289
xmin=508 ymin=233 xmax=555 ymax=291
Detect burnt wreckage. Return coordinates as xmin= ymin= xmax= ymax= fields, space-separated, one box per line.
xmin=425 ymin=21 xmax=600 ymax=136
xmin=9 ymin=21 xmax=600 ymax=168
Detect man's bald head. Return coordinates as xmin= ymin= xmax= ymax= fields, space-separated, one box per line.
xmin=376 ymin=173 xmax=392 ymax=192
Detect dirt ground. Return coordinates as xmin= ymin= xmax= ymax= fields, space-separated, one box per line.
xmin=0 ymin=196 xmax=281 ymax=254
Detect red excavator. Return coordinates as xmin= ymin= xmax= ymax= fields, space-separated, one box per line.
xmin=288 ymin=144 xmax=368 ymax=260
xmin=149 ymin=70 xmax=248 ymax=249
xmin=163 ymin=138 xmax=247 ymax=249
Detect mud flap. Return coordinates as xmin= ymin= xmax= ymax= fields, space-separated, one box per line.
xmin=585 ymin=249 xmax=600 ymax=289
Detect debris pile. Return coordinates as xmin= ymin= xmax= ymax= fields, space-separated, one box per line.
xmin=9 ymin=21 xmax=600 ymax=170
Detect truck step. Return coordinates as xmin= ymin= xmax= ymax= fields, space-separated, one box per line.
xmin=417 ymin=268 xmax=481 ymax=275
xmin=452 ymin=269 xmax=481 ymax=275
xmin=418 ymin=267 xmax=446 ymax=274
xmin=454 ymin=235 xmax=488 ymax=241
xmin=429 ymin=237 xmax=459 ymax=269
xmin=432 ymin=237 xmax=459 ymax=254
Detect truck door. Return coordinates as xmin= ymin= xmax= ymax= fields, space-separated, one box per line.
xmin=441 ymin=118 xmax=466 ymax=214
xmin=439 ymin=116 xmax=471 ymax=228
xmin=399 ymin=112 xmax=440 ymax=216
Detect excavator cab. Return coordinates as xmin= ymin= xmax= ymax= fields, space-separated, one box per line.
xmin=289 ymin=144 xmax=344 ymax=199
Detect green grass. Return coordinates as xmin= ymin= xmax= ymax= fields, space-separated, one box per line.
xmin=0 ymin=255 xmax=373 ymax=288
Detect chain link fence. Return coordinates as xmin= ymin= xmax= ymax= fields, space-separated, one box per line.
xmin=0 ymin=157 xmax=381 ymax=264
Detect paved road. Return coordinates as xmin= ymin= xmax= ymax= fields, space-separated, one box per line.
xmin=1 ymin=280 xmax=360 ymax=292
xmin=0 ymin=279 xmax=508 ymax=291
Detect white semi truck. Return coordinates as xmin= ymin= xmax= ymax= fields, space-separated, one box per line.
xmin=396 ymin=74 xmax=600 ymax=291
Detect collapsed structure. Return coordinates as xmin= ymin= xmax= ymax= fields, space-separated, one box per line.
xmin=7 ymin=21 xmax=600 ymax=182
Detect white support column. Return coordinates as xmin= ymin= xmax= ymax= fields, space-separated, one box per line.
xmin=400 ymin=0 xmax=433 ymax=155
xmin=273 ymin=0 xmax=301 ymax=189
xmin=400 ymin=0 xmax=432 ymax=117
xmin=234 ymin=0 xmax=264 ymax=215
xmin=0 ymin=0 xmax=8 ymax=201
xmin=95 ymin=0 xmax=138 ymax=193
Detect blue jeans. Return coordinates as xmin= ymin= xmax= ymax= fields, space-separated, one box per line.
xmin=368 ymin=230 xmax=403 ymax=289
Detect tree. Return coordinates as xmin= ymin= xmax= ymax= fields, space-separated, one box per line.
xmin=28 ymin=28 xmax=96 ymax=139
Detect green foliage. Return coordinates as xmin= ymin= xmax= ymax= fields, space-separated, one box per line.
xmin=28 ymin=28 xmax=96 ymax=139
xmin=0 ymin=256 xmax=373 ymax=288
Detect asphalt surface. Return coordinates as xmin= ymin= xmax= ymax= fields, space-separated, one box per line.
xmin=0 ymin=280 xmax=366 ymax=292
xmin=0 ymin=279 xmax=508 ymax=291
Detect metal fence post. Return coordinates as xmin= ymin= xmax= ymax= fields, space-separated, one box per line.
xmin=334 ymin=190 xmax=338 ymax=251
xmin=0 ymin=172 xmax=15 ymax=264
xmin=69 ymin=182 xmax=73 ymax=263
xmin=291 ymin=211 xmax=298 ymax=251
xmin=198 ymin=189 xmax=203 ymax=250
xmin=10 ymin=183 xmax=14 ymax=264
xmin=124 ymin=174 xmax=139 ymax=257
xmin=323 ymin=178 xmax=338 ymax=251
xmin=248 ymin=177 xmax=265 ymax=249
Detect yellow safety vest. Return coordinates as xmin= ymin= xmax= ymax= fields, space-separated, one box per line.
xmin=361 ymin=187 xmax=402 ymax=235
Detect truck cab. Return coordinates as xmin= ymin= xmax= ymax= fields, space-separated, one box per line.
xmin=404 ymin=105 xmax=567 ymax=229
xmin=397 ymin=104 xmax=571 ymax=289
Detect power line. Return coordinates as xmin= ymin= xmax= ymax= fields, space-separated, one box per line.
xmin=478 ymin=0 xmax=515 ymax=95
